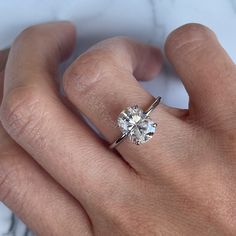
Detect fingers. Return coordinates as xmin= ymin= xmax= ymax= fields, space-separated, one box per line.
xmin=0 ymin=134 xmax=92 ymax=235
xmin=165 ymin=23 xmax=236 ymax=125
xmin=3 ymin=22 xmax=75 ymax=95
xmin=63 ymin=37 xmax=185 ymax=172
xmin=0 ymin=50 xmax=91 ymax=235
xmin=0 ymin=22 xmax=131 ymax=213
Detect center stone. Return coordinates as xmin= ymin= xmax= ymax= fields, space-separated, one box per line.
xmin=117 ymin=105 xmax=157 ymax=145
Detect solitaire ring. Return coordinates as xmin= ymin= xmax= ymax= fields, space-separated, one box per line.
xmin=109 ymin=97 xmax=161 ymax=149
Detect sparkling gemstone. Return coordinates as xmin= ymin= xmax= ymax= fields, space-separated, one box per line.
xmin=117 ymin=105 xmax=157 ymax=145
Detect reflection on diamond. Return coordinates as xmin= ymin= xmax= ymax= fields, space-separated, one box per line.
xmin=117 ymin=105 xmax=157 ymax=145
xmin=129 ymin=117 xmax=156 ymax=144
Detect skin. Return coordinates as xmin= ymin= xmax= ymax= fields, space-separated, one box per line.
xmin=0 ymin=21 xmax=236 ymax=235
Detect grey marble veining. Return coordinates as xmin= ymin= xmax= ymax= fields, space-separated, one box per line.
xmin=0 ymin=0 xmax=236 ymax=235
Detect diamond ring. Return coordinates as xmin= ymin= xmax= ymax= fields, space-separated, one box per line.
xmin=109 ymin=97 xmax=161 ymax=149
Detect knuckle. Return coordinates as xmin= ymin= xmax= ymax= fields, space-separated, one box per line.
xmin=64 ymin=36 xmax=134 ymax=95
xmin=64 ymin=49 xmax=116 ymax=94
xmin=165 ymin=23 xmax=214 ymax=57
xmin=15 ymin=25 xmax=41 ymax=45
xmin=1 ymin=86 xmax=44 ymax=143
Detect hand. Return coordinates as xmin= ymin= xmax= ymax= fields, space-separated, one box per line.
xmin=1 ymin=21 xmax=236 ymax=236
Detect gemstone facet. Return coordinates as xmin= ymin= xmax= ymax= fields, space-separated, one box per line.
xmin=117 ymin=105 xmax=157 ymax=145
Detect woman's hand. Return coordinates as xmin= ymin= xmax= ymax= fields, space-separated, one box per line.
xmin=0 ymin=21 xmax=236 ymax=236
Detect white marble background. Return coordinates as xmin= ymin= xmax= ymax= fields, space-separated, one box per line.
xmin=0 ymin=0 xmax=236 ymax=235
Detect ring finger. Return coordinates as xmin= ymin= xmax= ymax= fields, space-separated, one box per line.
xmin=63 ymin=37 xmax=188 ymax=173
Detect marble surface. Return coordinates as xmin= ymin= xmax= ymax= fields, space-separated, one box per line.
xmin=0 ymin=0 xmax=236 ymax=235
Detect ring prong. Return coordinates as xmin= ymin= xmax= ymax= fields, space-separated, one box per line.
xmin=152 ymin=123 xmax=157 ymax=128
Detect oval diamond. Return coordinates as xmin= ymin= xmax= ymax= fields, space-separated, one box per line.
xmin=117 ymin=105 xmax=157 ymax=145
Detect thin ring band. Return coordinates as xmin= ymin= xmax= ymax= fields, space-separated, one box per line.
xmin=109 ymin=96 xmax=161 ymax=149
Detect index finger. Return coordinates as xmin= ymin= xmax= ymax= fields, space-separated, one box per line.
xmin=0 ymin=49 xmax=92 ymax=236
xmin=0 ymin=22 xmax=131 ymax=212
